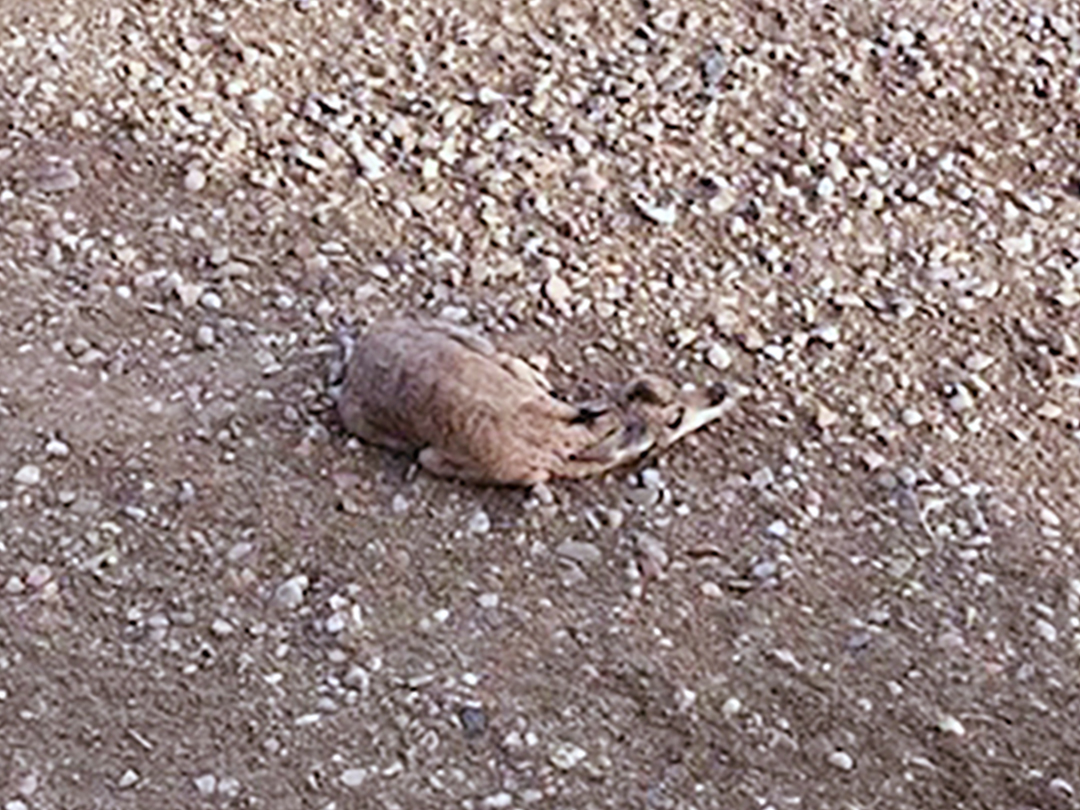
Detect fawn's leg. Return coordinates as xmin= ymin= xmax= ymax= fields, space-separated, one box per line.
xmin=417 ymin=446 xmax=550 ymax=486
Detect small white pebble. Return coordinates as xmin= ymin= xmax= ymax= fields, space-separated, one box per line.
xmin=118 ymin=769 xmax=139 ymax=789
xmin=948 ymin=384 xmax=975 ymax=413
xmin=550 ymin=742 xmax=588 ymax=770
xmin=195 ymin=325 xmax=215 ymax=349
xmin=705 ymin=343 xmax=732 ymax=370
xmin=640 ymin=468 xmax=663 ymax=489
xmin=1039 ymin=507 xmax=1061 ymax=527
xmin=676 ymin=687 xmax=697 ymax=711
xmin=964 ymin=352 xmax=995 ymax=372
xmin=1036 ymin=402 xmax=1063 ymax=420
xmin=750 ymin=467 xmax=775 ymax=487
xmin=863 ymin=451 xmax=887 ymax=471
xmin=543 ymin=273 xmax=572 ymax=315
xmin=765 ymin=520 xmax=789 ymax=538
xmin=752 ymin=560 xmax=778 ymax=579
xmin=325 ymin=612 xmax=346 ymax=633
xmin=936 ymin=714 xmax=966 ymax=736
xmin=940 ymin=468 xmax=962 ymax=487
xmin=1050 ymin=777 xmax=1075 ymax=797
xmin=635 ymin=198 xmax=677 ymax=226
xmin=865 ymin=187 xmax=886 ymax=210
xmin=468 ymin=510 xmax=491 ymax=534
xmin=184 ymin=167 xmax=207 ymax=192
xmin=340 ymin=768 xmax=366 ymax=787
xmin=762 ymin=344 xmax=785 ymax=361
xmin=174 ymin=281 xmax=203 ymax=308
xmin=351 ymin=144 xmax=386 ymax=180
xmin=14 ymin=465 xmax=41 ymax=486
xmin=274 ymin=575 xmax=308 ymax=609
xmin=531 ymin=481 xmax=555 ymax=505
xmin=45 ymin=439 xmax=70 ymax=457
xmin=812 ymin=323 xmax=841 ymax=345
xmin=1034 ymin=618 xmax=1058 ymax=643
xmin=26 ymin=565 xmax=51 ymax=588
xmin=816 ymin=404 xmax=840 ymax=429
xmin=900 ymin=408 xmax=924 ymax=427
xmin=481 ymin=792 xmax=513 ymax=809
xmin=194 ymin=774 xmax=217 ymax=795
xmin=828 ymin=750 xmax=854 ymax=771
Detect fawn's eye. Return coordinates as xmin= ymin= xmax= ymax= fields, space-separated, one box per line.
xmin=705 ymin=383 xmax=727 ymax=406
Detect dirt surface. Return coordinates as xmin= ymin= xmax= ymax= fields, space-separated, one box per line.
xmin=2 ymin=1 xmax=1080 ymax=808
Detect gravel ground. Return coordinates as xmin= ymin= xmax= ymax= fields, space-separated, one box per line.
xmin=2 ymin=0 xmax=1080 ymax=808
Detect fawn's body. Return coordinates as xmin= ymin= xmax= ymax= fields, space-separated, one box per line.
xmin=334 ymin=318 xmax=727 ymax=485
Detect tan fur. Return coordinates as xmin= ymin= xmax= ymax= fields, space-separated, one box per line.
xmin=335 ymin=318 xmax=729 ymax=485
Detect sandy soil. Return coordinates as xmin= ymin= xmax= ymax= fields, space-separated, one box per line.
xmin=1 ymin=1 xmax=1079 ymax=808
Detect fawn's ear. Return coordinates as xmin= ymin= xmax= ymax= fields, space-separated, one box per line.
xmin=621 ymin=375 xmax=676 ymax=405
xmin=570 ymin=399 xmax=614 ymax=423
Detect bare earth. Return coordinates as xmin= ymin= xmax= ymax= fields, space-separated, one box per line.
xmin=1 ymin=1 xmax=1079 ymax=808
